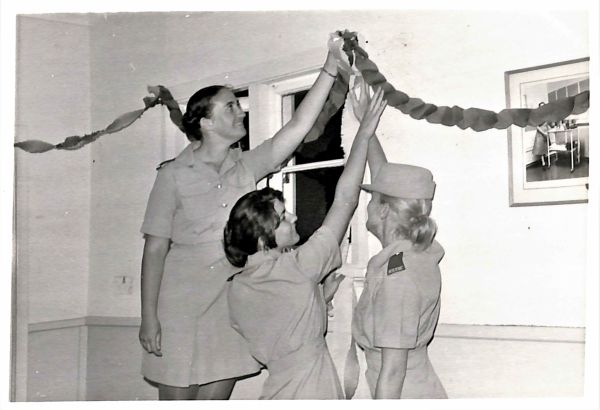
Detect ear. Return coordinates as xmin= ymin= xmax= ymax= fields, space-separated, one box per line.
xmin=257 ymin=237 xmax=267 ymax=252
xmin=379 ymin=202 xmax=390 ymax=219
xmin=199 ymin=116 xmax=214 ymax=132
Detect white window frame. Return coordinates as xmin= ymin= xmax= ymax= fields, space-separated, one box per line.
xmin=249 ymin=71 xmax=368 ymax=268
xmin=163 ymin=60 xmax=371 ymax=269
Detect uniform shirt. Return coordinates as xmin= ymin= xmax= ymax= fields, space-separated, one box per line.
xmin=141 ymin=139 xmax=278 ymax=246
xmin=353 ymin=239 xmax=444 ymax=352
xmin=228 ymin=227 xmax=342 ymax=366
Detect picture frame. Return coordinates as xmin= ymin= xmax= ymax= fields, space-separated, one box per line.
xmin=505 ymin=57 xmax=589 ymax=206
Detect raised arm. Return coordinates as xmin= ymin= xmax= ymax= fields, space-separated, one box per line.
xmin=267 ymin=41 xmax=341 ymax=166
xmin=322 ymin=88 xmax=387 ymax=243
xmin=349 ymin=75 xmax=388 ymax=179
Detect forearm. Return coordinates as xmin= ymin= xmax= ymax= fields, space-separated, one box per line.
xmin=320 ymin=136 xmax=369 ymax=243
xmin=141 ymin=269 xmax=162 ymax=320
xmin=375 ymin=348 xmax=409 ymax=399
xmin=322 ymin=281 xmax=336 ymax=303
xmin=140 ymin=240 xmax=169 ymax=319
xmin=290 ymin=59 xmax=338 ymax=131
xmin=334 ymin=135 xmax=371 ymax=206
xmin=269 ymin=55 xmax=337 ymax=164
xmin=368 ymin=134 xmax=387 ymax=180
xmin=375 ymin=368 xmax=406 ymax=399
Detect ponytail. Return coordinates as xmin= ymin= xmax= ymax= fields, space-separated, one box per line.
xmin=407 ymin=214 xmax=437 ymax=252
xmin=380 ymin=195 xmax=437 ymax=252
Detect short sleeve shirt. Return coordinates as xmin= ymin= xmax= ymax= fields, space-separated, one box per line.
xmin=352 ymin=240 xmax=444 ymax=351
xmin=228 ymin=227 xmax=342 ymax=365
xmin=141 ymin=138 xmax=279 ymax=245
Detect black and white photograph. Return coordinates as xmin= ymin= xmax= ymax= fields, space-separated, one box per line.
xmin=2 ymin=1 xmax=599 ymax=409
xmin=507 ymin=57 xmax=590 ymax=206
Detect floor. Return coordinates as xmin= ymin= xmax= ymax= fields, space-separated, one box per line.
xmin=526 ymin=156 xmax=589 ymax=182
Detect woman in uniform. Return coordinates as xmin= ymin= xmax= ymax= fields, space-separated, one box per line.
xmin=222 ymin=88 xmax=387 ymax=399
xmin=349 ymin=77 xmax=447 ymax=399
xmin=138 ymin=39 xmax=342 ymax=400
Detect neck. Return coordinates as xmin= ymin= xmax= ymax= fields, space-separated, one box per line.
xmin=381 ymin=227 xmax=405 ymax=248
xmin=195 ymin=134 xmax=231 ymax=167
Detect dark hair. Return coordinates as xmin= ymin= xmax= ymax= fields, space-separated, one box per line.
xmin=224 ymin=188 xmax=284 ymax=267
xmin=379 ymin=195 xmax=437 ymax=252
xmin=181 ymin=85 xmax=228 ymax=141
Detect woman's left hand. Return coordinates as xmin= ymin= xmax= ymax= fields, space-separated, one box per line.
xmin=355 ymin=86 xmax=387 ymax=139
xmin=323 ymin=271 xmax=346 ymax=303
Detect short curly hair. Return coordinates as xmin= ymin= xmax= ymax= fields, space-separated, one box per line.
xmin=223 ymin=188 xmax=284 ymax=267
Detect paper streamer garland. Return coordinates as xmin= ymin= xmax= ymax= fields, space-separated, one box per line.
xmin=337 ymin=30 xmax=589 ymax=131
xmin=14 ymin=29 xmax=590 ymax=154
xmin=14 ymin=86 xmax=184 ymax=153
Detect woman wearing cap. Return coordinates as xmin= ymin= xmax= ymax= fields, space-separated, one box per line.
xmin=138 ymin=37 xmax=343 ymax=400
xmin=348 ymin=79 xmax=447 ymax=399
xmin=222 ymin=88 xmax=387 ymax=399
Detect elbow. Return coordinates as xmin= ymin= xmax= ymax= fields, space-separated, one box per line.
xmin=335 ymin=183 xmax=360 ymax=206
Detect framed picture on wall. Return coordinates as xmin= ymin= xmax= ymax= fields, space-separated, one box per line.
xmin=505 ymin=57 xmax=589 ymax=206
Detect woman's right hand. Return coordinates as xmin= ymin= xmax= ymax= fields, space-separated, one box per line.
xmin=355 ymin=87 xmax=387 ymax=140
xmin=139 ymin=316 xmax=162 ymax=356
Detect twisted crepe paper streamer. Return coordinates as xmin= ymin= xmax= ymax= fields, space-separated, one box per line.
xmin=14 ymin=86 xmax=184 ymax=153
xmin=13 ymin=81 xmax=348 ymax=156
xmin=337 ymin=29 xmax=589 ymax=131
xmin=14 ymin=29 xmax=590 ymax=154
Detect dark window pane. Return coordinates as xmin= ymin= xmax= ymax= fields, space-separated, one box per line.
xmin=290 ymin=89 xmax=345 ymax=245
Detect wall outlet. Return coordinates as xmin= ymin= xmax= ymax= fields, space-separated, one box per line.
xmin=112 ymin=275 xmax=134 ymax=296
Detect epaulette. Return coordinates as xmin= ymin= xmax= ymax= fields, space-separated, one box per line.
xmin=156 ymin=158 xmax=176 ymax=170
xmin=387 ymin=252 xmax=406 ymax=275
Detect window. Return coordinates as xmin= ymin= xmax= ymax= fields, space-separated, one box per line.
xmin=282 ymin=89 xmax=345 ymax=245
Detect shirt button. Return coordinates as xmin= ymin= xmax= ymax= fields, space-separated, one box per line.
xmin=221 ymin=203 xmax=228 ymax=208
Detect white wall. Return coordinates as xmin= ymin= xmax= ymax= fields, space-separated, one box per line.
xmin=86 ymin=14 xmax=174 ymax=317
xmin=15 ymin=16 xmax=91 ymax=323
xmin=16 ymin=6 xmax=589 ymax=339
xmin=78 ymin=10 xmax=588 ymax=327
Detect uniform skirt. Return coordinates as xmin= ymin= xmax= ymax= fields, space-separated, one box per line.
xmin=142 ymin=242 xmax=260 ymax=387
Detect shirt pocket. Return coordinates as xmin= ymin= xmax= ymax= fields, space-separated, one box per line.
xmin=175 ymin=172 xmax=216 ymax=222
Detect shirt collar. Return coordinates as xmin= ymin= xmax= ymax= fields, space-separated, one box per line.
xmin=245 ymin=249 xmax=282 ymax=269
xmin=174 ymin=140 xmax=201 ymax=167
xmin=174 ymin=141 xmax=243 ymax=171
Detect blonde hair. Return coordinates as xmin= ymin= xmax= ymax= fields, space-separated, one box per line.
xmin=379 ymin=194 xmax=437 ymax=252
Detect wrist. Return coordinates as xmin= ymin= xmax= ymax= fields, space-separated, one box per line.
xmin=141 ymin=311 xmax=158 ymax=321
xmin=323 ymin=54 xmax=338 ymax=75
xmin=322 ymin=67 xmax=337 ymax=79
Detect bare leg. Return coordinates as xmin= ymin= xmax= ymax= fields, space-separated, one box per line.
xmin=158 ymin=384 xmax=199 ymax=400
xmin=196 ymin=378 xmax=237 ymax=400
